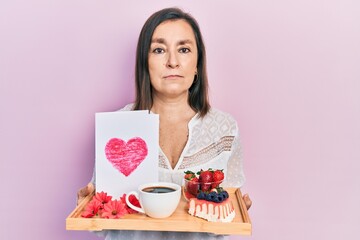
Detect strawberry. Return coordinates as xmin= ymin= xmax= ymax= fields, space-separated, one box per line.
xmin=186 ymin=176 xmax=199 ymax=196
xmin=184 ymin=170 xmax=195 ymax=180
xmin=184 ymin=170 xmax=199 ymax=196
xmin=198 ymin=169 xmax=213 ymax=192
xmin=212 ymin=169 xmax=224 ymax=188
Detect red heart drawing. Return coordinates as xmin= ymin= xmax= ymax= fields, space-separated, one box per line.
xmin=105 ymin=137 xmax=148 ymax=177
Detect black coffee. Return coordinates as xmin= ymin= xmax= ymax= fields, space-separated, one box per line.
xmin=142 ymin=186 xmax=176 ymax=193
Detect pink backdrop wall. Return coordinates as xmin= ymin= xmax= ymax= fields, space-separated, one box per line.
xmin=1 ymin=0 xmax=359 ymax=239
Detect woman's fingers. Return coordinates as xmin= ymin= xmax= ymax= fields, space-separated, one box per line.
xmin=243 ymin=193 xmax=252 ymax=210
xmin=77 ymin=183 xmax=94 ymax=205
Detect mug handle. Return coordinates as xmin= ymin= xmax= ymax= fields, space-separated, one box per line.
xmin=125 ymin=191 xmax=145 ymax=214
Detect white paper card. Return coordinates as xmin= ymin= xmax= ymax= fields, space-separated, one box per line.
xmin=95 ymin=110 xmax=159 ymax=199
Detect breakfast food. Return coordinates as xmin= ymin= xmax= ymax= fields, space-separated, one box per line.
xmin=183 ymin=168 xmax=224 ymax=199
xmin=188 ymin=198 xmax=235 ymax=222
xmin=184 ymin=168 xmax=236 ymax=222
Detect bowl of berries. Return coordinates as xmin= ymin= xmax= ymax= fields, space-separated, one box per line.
xmin=183 ymin=168 xmax=228 ymax=202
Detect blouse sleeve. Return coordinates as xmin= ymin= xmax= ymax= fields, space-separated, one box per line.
xmin=91 ymin=165 xmax=96 ymax=187
xmin=223 ymin=131 xmax=246 ymax=188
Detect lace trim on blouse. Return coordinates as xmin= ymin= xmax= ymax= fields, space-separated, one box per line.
xmin=178 ymin=136 xmax=235 ymax=169
xmin=158 ymin=154 xmax=168 ymax=169
xmin=158 ymin=136 xmax=235 ymax=170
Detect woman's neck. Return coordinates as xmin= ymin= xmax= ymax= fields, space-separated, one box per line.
xmin=151 ymin=94 xmax=196 ymax=121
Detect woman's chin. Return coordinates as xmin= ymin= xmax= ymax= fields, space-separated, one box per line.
xmin=154 ymin=88 xmax=190 ymax=99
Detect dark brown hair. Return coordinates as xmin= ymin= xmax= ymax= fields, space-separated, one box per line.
xmin=133 ymin=7 xmax=210 ymax=117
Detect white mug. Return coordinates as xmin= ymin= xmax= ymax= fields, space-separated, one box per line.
xmin=125 ymin=182 xmax=181 ymax=218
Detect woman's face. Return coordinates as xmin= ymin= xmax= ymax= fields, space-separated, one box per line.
xmin=148 ymin=19 xmax=198 ymax=99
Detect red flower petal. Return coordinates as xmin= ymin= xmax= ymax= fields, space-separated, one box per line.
xmin=94 ymin=191 xmax=113 ymax=205
xmin=81 ymin=210 xmax=94 ymax=218
xmin=101 ymin=200 xmax=127 ymax=219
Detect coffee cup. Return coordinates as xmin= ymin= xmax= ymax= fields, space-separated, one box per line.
xmin=125 ymin=182 xmax=181 ymax=218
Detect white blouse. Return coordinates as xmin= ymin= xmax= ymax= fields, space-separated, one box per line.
xmin=92 ymin=104 xmax=246 ymax=240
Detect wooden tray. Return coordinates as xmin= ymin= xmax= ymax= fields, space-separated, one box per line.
xmin=66 ymin=188 xmax=251 ymax=235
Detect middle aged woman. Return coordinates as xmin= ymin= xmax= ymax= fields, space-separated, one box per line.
xmin=78 ymin=7 xmax=251 ymax=240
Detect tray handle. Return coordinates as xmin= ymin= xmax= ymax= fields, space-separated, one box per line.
xmin=68 ymin=189 xmax=95 ymax=218
xmin=235 ymin=188 xmax=251 ymax=224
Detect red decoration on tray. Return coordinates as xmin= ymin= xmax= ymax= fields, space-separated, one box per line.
xmin=93 ymin=191 xmax=112 ymax=210
xmin=81 ymin=191 xmax=142 ymax=218
xmin=81 ymin=199 xmax=102 ymax=218
xmin=101 ymin=200 xmax=128 ymax=219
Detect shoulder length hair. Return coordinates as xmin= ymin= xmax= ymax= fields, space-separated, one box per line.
xmin=133 ymin=7 xmax=210 ymax=117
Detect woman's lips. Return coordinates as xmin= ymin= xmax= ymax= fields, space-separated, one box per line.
xmin=163 ymin=75 xmax=183 ymax=79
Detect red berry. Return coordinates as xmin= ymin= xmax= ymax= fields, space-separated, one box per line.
xmin=186 ymin=177 xmax=199 ymax=196
xmin=212 ymin=169 xmax=224 ymax=188
xmin=184 ymin=170 xmax=195 ymax=180
xmin=199 ymin=169 xmax=213 ymax=182
xmin=198 ymin=169 xmax=214 ymax=192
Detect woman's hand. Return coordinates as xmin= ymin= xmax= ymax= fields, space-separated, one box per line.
xmin=77 ymin=182 xmax=95 ymax=205
xmin=242 ymin=193 xmax=252 ymax=210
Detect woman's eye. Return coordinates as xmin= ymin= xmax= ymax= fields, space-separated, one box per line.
xmin=179 ymin=48 xmax=190 ymax=53
xmin=153 ymin=48 xmax=164 ymax=54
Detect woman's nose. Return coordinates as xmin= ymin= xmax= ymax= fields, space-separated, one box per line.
xmin=166 ymin=51 xmax=179 ymax=68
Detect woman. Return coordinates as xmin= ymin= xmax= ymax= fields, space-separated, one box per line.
xmin=78 ymin=7 xmax=251 ymax=240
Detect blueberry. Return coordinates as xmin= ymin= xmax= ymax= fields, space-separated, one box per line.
xmin=217 ymin=195 xmax=224 ymax=202
xmin=220 ymin=192 xmax=227 ymax=199
xmin=208 ymin=191 xmax=216 ymax=196
xmin=223 ymin=191 xmax=229 ymax=199
xmin=206 ymin=192 xmax=216 ymax=201
xmin=205 ymin=193 xmax=212 ymax=201
xmin=213 ymin=197 xmax=221 ymax=203
xmin=197 ymin=191 xmax=206 ymax=200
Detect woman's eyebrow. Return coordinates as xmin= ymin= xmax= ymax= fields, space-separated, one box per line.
xmin=151 ymin=38 xmax=194 ymax=45
xmin=151 ymin=38 xmax=166 ymax=44
xmin=178 ymin=39 xmax=194 ymax=45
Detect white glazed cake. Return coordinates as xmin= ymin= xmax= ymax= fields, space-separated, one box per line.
xmin=188 ymin=197 xmax=235 ymax=222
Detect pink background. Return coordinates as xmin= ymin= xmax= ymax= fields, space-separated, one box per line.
xmin=1 ymin=0 xmax=359 ymax=239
